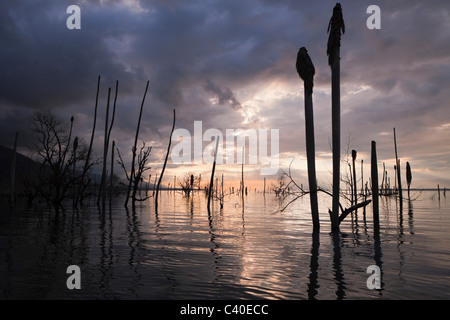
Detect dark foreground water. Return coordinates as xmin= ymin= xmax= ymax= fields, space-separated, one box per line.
xmin=0 ymin=191 xmax=449 ymax=300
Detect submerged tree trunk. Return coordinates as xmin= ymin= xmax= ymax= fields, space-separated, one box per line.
xmin=327 ymin=4 xmax=345 ymax=231
xmin=296 ymin=46 xmax=319 ymax=231
xmin=155 ymin=109 xmax=176 ymax=211
xmin=125 ymin=81 xmax=149 ymax=208
xmin=77 ymin=75 xmax=100 ymax=206
xmin=393 ymin=128 xmax=403 ymax=206
xmin=110 ymin=140 xmax=115 ymax=202
xmin=406 ymin=161 xmax=412 ymax=200
xmin=330 ymin=43 xmax=341 ymax=230
xmin=352 ymin=150 xmax=357 ymax=214
xmin=371 ymin=141 xmax=380 ymax=233
xmin=207 ymin=136 xmax=220 ymax=211
xmin=304 ymin=78 xmax=319 ymax=230
xmin=98 ymin=87 xmax=111 ymax=205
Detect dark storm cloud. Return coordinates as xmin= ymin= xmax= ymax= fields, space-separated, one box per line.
xmin=1 ymin=0 xmax=449 ymax=186
xmin=0 ymin=1 xmax=142 ymax=110
xmin=203 ymin=79 xmax=242 ymax=110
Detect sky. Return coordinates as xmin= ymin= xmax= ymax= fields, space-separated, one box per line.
xmin=0 ymin=0 xmax=449 ymax=190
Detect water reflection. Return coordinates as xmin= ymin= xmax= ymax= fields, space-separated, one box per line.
xmin=0 ymin=191 xmax=449 ymax=299
xmin=373 ymin=232 xmax=383 ymax=293
xmin=125 ymin=205 xmax=143 ymax=297
xmin=98 ymin=204 xmax=113 ymax=295
xmin=331 ymin=232 xmax=345 ymax=300
xmin=307 ymin=232 xmax=319 ymax=300
xmin=408 ymin=200 xmax=414 ymax=235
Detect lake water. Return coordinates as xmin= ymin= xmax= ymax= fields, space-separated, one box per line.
xmin=0 ymin=190 xmax=449 ymax=300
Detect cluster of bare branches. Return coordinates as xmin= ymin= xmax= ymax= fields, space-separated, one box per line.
xmin=116 ymin=141 xmax=152 ymax=203
xmin=273 ymin=158 xmax=371 ymax=226
xmin=30 ymin=111 xmax=95 ymax=206
xmin=178 ymin=173 xmax=200 ymax=197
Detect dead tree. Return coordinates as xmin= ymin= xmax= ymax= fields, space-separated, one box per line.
xmin=117 ymin=141 xmax=152 ymax=205
xmin=76 ymin=75 xmax=101 ymax=206
xmin=296 ymin=47 xmax=319 ymax=230
xmin=207 ymin=136 xmax=220 ymax=211
xmin=327 ymin=3 xmax=345 ymax=231
xmin=31 ymin=111 xmax=88 ymax=206
xmin=406 ymin=161 xmax=412 ymax=200
xmin=155 ymin=109 xmax=176 ymax=211
xmin=393 ymin=128 xmax=403 ymax=206
xmin=98 ymin=81 xmax=118 ymax=206
xmin=371 ymin=141 xmax=380 ymax=232
xmin=125 ymin=81 xmax=150 ymax=207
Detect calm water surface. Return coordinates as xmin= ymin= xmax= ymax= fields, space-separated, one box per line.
xmin=1 ymin=191 xmax=449 ymax=299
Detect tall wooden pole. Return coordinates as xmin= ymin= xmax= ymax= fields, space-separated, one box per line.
xmin=98 ymin=87 xmax=111 ymax=205
xmin=156 ymin=109 xmax=176 ymax=210
xmin=371 ymin=141 xmax=380 ymax=233
xmin=77 ymin=75 xmax=100 ymax=207
xmin=406 ymin=161 xmax=412 ymax=200
xmin=125 ymin=81 xmax=149 ymax=207
xmin=296 ymin=47 xmax=319 ymax=230
xmin=352 ymin=150 xmax=357 ymax=211
xmin=110 ymin=140 xmax=115 ymax=201
xmin=207 ymin=136 xmax=220 ymax=211
xmin=393 ymin=128 xmax=403 ymax=206
xmin=327 ymin=3 xmax=345 ymax=231
xmin=361 ymin=159 xmax=364 ymax=196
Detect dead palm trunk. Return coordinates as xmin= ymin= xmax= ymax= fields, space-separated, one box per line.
xmin=98 ymin=87 xmax=111 ymax=205
xmin=98 ymin=81 xmax=118 ymax=206
xmin=406 ymin=161 xmax=412 ymax=200
xmin=393 ymin=128 xmax=403 ymax=205
xmin=361 ymin=159 xmax=364 ymax=196
xmin=296 ymin=47 xmax=319 ymax=230
xmin=207 ymin=136 xmax=220 ymax=211
xmin=352 ymin=150 xmax=357 ymax=212
xmin=327 ymin=3 xmax=345 ymax=231
xmin=110 ymin=140 xmax=115 ymax=202
xmin=125 ymin=81 xmax=150 ymax=207
xmin=77 ymin=75 xmax=100 ymax=206
xmin=155 ymin=109 xmax=176 ymax=211
xmin=371 ymin=141 xmax=380 ymax=233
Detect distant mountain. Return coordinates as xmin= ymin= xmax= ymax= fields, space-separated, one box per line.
xmin=0 ymin=145 xmax=40 ymax=192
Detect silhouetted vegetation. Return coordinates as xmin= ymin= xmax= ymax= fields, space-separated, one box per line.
xmin=121 ymin=81 xmax=150 ymax=207
xmin=30 ymin=111 xmax=90 ymax=206
xmin=117 ymin=141 xmax=152 ymax=204
xmin=155 ymin=108 xmax=176 ymax=210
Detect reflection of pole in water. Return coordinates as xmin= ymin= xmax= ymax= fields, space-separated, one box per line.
xmin=307 ymin=232 xmax=320 ymax=300
xmin=207 ymin=205 xmax=221 ymax=281
xmin=395 ymin=199 xmax=406 ymax=282
xmin=331 ymin=232 xmax=345 ymax=299
xmin=373 ymin=232 xmax=383 ymax=292
xmin=125 ymin=206 xmax=143 ymax=297
xmin=408 ymin=200 xmax=414 ymax=235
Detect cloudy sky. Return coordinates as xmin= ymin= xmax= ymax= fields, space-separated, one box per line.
xmin=1 ymin=0 xmax=449 ymax=189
